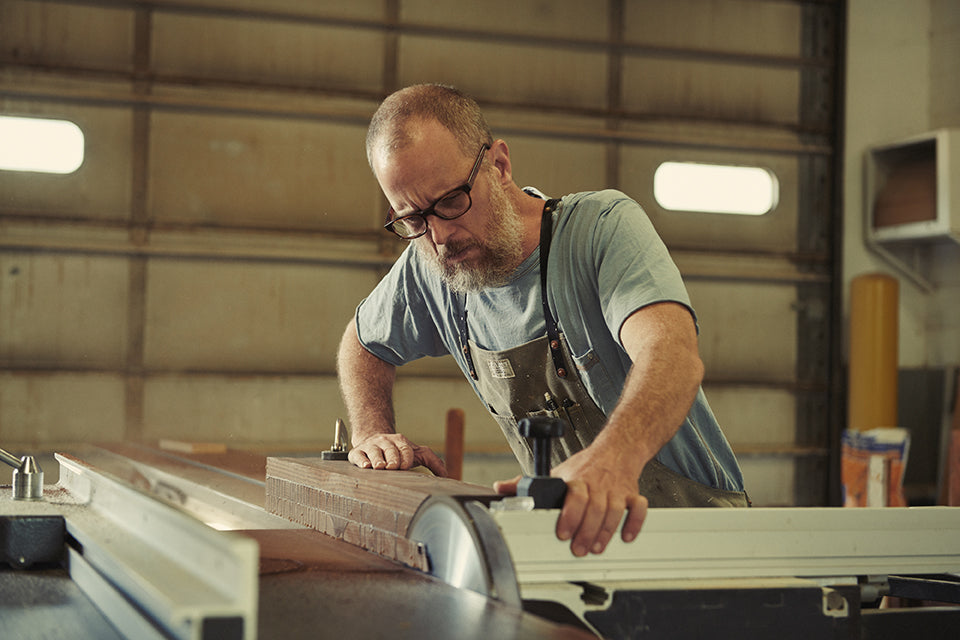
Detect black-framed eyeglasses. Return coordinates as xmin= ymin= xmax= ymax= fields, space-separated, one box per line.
xmin=383 ymin=143 xmax=490 ymax=240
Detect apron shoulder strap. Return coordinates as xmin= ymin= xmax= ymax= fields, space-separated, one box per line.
xmin=539 ymin=199 xmax=567 ymax=379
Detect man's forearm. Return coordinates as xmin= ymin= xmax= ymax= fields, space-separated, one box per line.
xmin=546 ymin=302 xmax=703 ymax=556
xmin=337 ymin=320 xmax=448 ymax=476
xmin=600 ymin=302 xmax=704 ymax=473
xmin=336 ymin=319 xmax=399 ymax=444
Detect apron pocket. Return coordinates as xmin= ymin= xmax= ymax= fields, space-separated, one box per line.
xmin=569 ymin=346 xmax=617 ymax=412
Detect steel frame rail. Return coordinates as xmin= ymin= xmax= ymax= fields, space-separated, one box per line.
xmin=53 ymin=453 xmax=259 ymax=640
xmin=491 ymin=506 xmax=960 ymax=585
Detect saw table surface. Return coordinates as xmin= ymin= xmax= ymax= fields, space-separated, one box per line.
xmin=247 ymin=528 xmax=593 ymax=639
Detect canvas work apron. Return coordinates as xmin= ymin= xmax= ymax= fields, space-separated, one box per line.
xmin=458 ymin=199 xmax=749 ymax=508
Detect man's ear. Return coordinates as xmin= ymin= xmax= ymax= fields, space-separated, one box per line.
xmin=489 ymin=139 xmax=513 ymax=185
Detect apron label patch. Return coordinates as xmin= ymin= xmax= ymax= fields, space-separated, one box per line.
xmin=487 ymin=358 xmax=516 ymax=379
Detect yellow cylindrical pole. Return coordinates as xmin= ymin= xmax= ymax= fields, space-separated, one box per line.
xmin=848 ymin=273 xmax=899 ymax=431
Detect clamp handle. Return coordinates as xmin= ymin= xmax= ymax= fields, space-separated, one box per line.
xmin=517 ymin=416 xmax=567 ymax=509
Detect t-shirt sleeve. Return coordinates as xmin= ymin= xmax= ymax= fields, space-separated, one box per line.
xmin=588 ymin=194 xmax=696 ymax=339
xmin=354 ymin=248 xmax=451 ymax=366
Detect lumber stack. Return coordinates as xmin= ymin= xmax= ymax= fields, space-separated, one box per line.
xmin=265 ymin=458 xmax=496 ymax=568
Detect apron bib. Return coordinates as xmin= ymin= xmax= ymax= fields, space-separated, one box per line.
xmin=459 ymin=200 xmax=749 ymax=508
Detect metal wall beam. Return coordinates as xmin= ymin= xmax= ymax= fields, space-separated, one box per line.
xmin=0 ymin=75 xmax=833 ymax=155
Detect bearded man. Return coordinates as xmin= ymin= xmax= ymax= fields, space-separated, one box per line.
xmin=337 ymin=84 xmax=748 ymax=558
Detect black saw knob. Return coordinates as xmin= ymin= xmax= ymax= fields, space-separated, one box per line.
xmin=517 ymin=416 xmax=567 ymax=509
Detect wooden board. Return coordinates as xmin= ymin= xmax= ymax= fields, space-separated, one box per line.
xmin=265 ymin=458 xmax=496 ymax=568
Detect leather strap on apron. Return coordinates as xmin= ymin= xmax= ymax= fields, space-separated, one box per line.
xmin=538 ymin=199 xmax=568 ymax=379
xmin=459 ymin=199 xmax=749 ymax=508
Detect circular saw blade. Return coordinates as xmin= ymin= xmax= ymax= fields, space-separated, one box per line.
xmin=407 ymin=496 xmax=521 ymax=607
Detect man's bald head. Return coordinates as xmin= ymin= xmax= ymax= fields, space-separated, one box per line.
xmin=365 ymin=84 xmax=493 ymax=169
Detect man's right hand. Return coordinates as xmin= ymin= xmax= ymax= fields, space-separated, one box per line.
xmin=348 ymin=432 xmax=448 ymax=477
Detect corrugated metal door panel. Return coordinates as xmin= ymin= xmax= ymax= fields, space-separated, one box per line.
xmin=506 ymin=135 xmax=610 ymax=197
xmin=739 ymin=458 xmax=796 ymax=506
xmin=0 ymin=0 xmax=842 ymax=504
xmin=0 ymin=372 xmax=127 ymax=443
xmin=401 ymin=0 xmax=609 ymax=40
xmin=143 ymin=260 xmax=375 ymax=373
xmin=0 ymin=0 xmax=133 ymax=70
xmin=151 ymin=12 xmax=386 ymax=91
xmin=148 ymin=112 xmax=376 ymax=230
xmin=141 ymin=374 xmax=344 ymax=443
xmin=0 ymin=253 xmax=130 ymax=368
xmin=621 ymin=57 xmax=801 ymax=126
xmin=625 ymin=0 xmax=804 ymax=58
xmin=705 ymin=387 xmax=797 ymax=445
xmin=688 ymin=281 xmax=798 ymax=383
xmin=398 ymin=36 xmax=610 ymax=110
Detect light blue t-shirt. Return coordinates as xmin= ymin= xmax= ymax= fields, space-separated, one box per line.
xmin=356 ymin=189 xmax=744 ymax=491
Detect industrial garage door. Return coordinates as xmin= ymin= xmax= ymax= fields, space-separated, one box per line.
xmin=0 ymin=0 xmax=844 ymax=506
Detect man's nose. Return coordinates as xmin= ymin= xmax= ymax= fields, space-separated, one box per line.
xmin=428 ymin=215 xmax=456 ymax=245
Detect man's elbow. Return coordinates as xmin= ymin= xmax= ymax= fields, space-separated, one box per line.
xmin=337 ymin=319 xmax=396 ymax=377
xmin=678 ymin=342 xmax=705 ymax=403
xmin=336 ymin=319 xmax=362 ymax=373
xmin=690 ymin=352 xmax=705 ymax=392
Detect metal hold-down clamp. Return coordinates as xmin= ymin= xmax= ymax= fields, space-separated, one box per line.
xmin=321 ymin=418 xmax=350 ymax=460
xmin=517 ymin=415 xmax=567 ymax=509
xmin=0 ymin=447 xmax=44 ymax=500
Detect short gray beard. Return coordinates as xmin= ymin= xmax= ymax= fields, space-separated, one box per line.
xmin=416 ymin=179 xmax=525 ymax=293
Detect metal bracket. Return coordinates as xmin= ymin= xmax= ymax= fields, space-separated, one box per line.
xmin=0 ymin=448 xmax=44 ymax=500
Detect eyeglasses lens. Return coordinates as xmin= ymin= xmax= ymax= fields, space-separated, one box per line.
xmin=391 ymin=190 xmax=472 ymax=239
xmin=393 ymin=217 xmax=426 ymax=239
xmin=434 ymin=190 xmax=470 ymax=218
